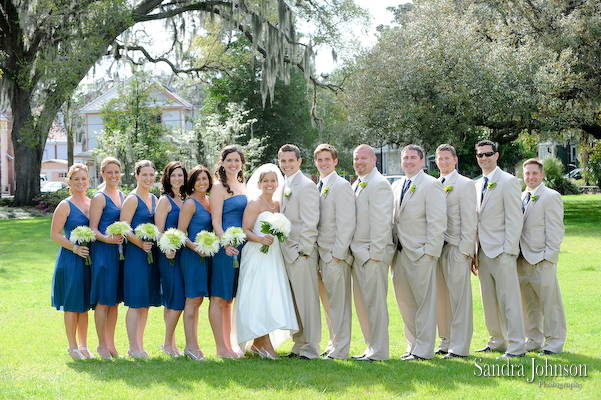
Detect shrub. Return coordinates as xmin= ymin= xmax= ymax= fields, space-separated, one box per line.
xmin=542 ymin=157 xmax=579 ymax=195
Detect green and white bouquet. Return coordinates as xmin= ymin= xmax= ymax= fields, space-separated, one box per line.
xmin=158 ymin=228 xmax=187 ymax=265
xmin=194 ymin=230 xmax=220 ymax=262
xmin=260 ymin=213 xmax=291 ymax=254
xmin=135 ymin=223 xmax=160 ymax=264
xmin=69 ymin=225 xmax=97 ymax=265
xmin=221 ymin=227 xmax=247 ymax=268
xmin=105 ymin=221 xmax=132 ymax=260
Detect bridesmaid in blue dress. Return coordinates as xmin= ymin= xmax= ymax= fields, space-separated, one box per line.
xmin=51 ymin=163 xmax=93 ymax=360
xmin=89 ymin=157 xmax=124 ymax=360
xmin=120 ymin=160 xmax=160 ymax=359
xmin=178 ymin=165 xmax=213 ymax=361
xmin=155 ymin=161 xmax=187 ymax=357
xmin=209 ymin=145 xmax=248 ymax=358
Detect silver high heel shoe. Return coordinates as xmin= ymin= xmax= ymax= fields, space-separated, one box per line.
xmin=184 ymin=347 xmax=206 ymax=361
xmin=68 ymin=347 xmax=85 ymax=360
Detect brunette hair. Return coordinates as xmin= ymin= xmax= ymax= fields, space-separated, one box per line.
xmin=187 ymin=165 xmax=213 ymax=196
xmin=215 ymin=145 xmax=245 ymax=195
xmin=278 ymin=144 xmax=301 ymax=160
xmin=134 ymin=159 xmax=155 ymax=175
xmin=523 ymin=158 xmax=544 ymax=172
xmin=402 ymin=144 xmax=425 ymax=160
xmin=161 ymin=161 xmax=188 ymax=200
xmin=314 ymin=143 xmax=338 ymax=160
xmin=475 ymin=140 xmax=498 ymax=153
xmin=436 ymin=144 xmax=457 ymax=157
xmin=66 ymin=163 xmax=89 ymax=195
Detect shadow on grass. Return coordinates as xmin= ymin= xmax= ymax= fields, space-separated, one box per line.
xmin=66 ymin=351 xmax=599 ymax=396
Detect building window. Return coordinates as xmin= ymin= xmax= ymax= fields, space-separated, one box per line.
xmin=58 ymin=172 xmax=68 ymax=178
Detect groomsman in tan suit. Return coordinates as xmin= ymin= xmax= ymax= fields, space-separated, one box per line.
xmin=314 ymin=144 xmax=356 ymax=360
xmin=350 ymin=144 xmax=395 ymax=362
xmin=278 ymin=144 xmax=321 ymax=359
xmin=473 ymin=140 xmax=526 ymax=359
xmin=519 ymin=158 xmax=566 ymax=355
xmin=434 ymin=144 xmax=477 ymax=359
xmin=391 ymin=144 xmax=446 ymax=360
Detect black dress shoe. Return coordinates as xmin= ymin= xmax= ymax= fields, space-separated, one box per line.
xmin=442 ymin=353 xmax=467 ymax=359
xmin=474 ymin=346 xmax=493 ymax=353
xmin=434 ymin=349 xmax=448 ymax=356
xmin=283 ymin=352 xmax=299 ymax=358
xmin=298 ymin=355 xmax=312 ymax=360
xmin=351 ymin=354 xmax=366 ymax=360
xmin=538 ymin=350 xmax=556 ymax=356
xmin=496 ymin=353 xmax=525 ymax=359
xmin=354 ymin=355 xmax=374 ymax=362
xmin=402 ymin=354 xmax=425 ymax=361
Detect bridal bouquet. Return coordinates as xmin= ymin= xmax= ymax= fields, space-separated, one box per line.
xmin=158 ymin=228 xmax=187 ymax=265
xmin=260 ymin=213 xmax=291 ymax=254
xmin=221 ymin=227 xmax=247 ymax=268
xmin=135 ymin=223 xmax=160 ymax=264
xmin=69 ymin=226 xmax=97 ymax=265
xmin=105 ymin=221 xmax=132 ymax=260
xmin=194 ymin=230 xmax=220 ymax=262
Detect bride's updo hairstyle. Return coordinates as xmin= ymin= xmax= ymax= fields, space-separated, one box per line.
xmin=215 ymin=145 xmax=245 ymax=196
xmin=258 ymin=169 xmax=278 ymax=186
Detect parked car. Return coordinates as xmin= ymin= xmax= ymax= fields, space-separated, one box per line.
xmin=41 ymin=181 xmax=68 ymax=193
xmin=384 ymin=174 xmax=405 ymax=184
xmin=565 ymin=168 xmax=582 ymax=180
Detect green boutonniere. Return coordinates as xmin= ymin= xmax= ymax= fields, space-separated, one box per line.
xmin=359 ymin=182 xmax=367 ymax=189
xmin=322 ymin=187 xmax=330 ymax=197
xmin=487 ymin=182 xmax=497 ymax=190
xmin=530 ymin=194 xmax=540 ymax=202
xmin=409 ymin=184 xmax=416 ymax=193
xmin=445 ymin=185 xmax=453 ymax=193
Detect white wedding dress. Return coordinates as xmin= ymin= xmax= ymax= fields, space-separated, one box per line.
xmin=234 ymin=211 xmax=299 ymax=348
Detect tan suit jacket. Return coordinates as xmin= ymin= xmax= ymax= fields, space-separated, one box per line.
xmin=392 ymin=170 xmax=447 ymax=259
xmin=442 ymin=171 xmax=477 ymax=255
xmin=281 ymin=172 xmax=320 ymax=263
xmin=475 ymin=168 xmax=523 ymax=257
xmin=351 ymin=169 xmax=395 ymax=266
xmin=317 ymin=172 xmax=355 ymax=265
xmin=520 ymin=184 xmax=564 ymax=265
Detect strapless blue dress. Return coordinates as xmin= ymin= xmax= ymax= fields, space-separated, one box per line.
xmin=210 ymin=195 xmax=247 ymax=300
xmin=157 ymin=195 xmax=185 ymax=311
xmin=179 ymin=197 xmax=212 ymax=298
xmin=51 ymin=200 xmax=92 ymax=313
xmin=90 ymin=191 xmax=124 ymax=306
xmin=123 ymin=193 xmax=161 ymax=308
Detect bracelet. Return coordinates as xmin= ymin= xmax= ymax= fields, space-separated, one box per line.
xmin=72 ymin=245 xmax=79 ymax=254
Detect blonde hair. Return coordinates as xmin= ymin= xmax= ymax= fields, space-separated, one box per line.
xmin=66 ymin=163 xmax=89 ymax=195
xmin=101 ymin=157 xmax=121 ymax=172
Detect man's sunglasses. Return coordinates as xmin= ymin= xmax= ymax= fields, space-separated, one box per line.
xmin=476 ymin=151 xmax=496 ymax=158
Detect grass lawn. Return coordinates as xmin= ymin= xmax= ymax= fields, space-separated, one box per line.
xmin=0 ymin=195 xmax=599 ymax=399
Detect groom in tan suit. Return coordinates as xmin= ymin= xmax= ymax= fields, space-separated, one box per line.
xmin=473 ymin=140 xmax=526 ymax=359
xmin=350 ymin=144 xmax=395 ymax=362
xmin=391 ymin=144 xmax=446 ymax=360
xmin=519 ymin=158 xmax=566 ymax=355
xmin=314 ymin=144 xmax=356 ymax=359
xmin=434 ymin=144 xmax=477 ymax=359
xmin=278 ymin=144 xmax=321 ymax=359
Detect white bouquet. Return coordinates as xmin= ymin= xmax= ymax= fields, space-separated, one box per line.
xmin=69 ymin=225 xmax=97 ymax=265
xmin=260 ymin=213 xmax=291 ymax=254
xmin=105 ymin=221 xmax=132 ymax=260
xmin=194 ymin=230 xmax=220 ymax=262
xmin=135 ymin=223 xmax=160 ymax=264
xmin=221 ymin=227 xmax=247 ymax=268
xmin=158 ymin=228 xmax=187 ymax=265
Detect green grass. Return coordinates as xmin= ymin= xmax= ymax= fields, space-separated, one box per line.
xmin=0 ymin=195 xmax=599 ymax=399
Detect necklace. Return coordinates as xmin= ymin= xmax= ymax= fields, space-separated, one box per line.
xmin=261 ymin=195 xmax=276 ymax=210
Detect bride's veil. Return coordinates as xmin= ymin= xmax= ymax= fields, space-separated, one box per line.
xmin=246 ymin=163 xmax=284 ymax=201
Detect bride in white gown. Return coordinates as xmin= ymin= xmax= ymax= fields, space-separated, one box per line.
xmin=235 ymin=164 xmax=298 ymax=359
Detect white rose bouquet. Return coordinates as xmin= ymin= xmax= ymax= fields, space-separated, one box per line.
xmin=135 ymin=223 xmax=160 ymax=263
xmin=105 ymin=221 xmax=132 ymax=260
xmin=221 ymin=227 xmax=247 ymax=268
xmin=259 ymin=213 xmax=291 ymax=254
xmin=158 ymin=228 xmax=187 ymax=265
xmin=69 ymin=226 xmax=97 ymax=265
